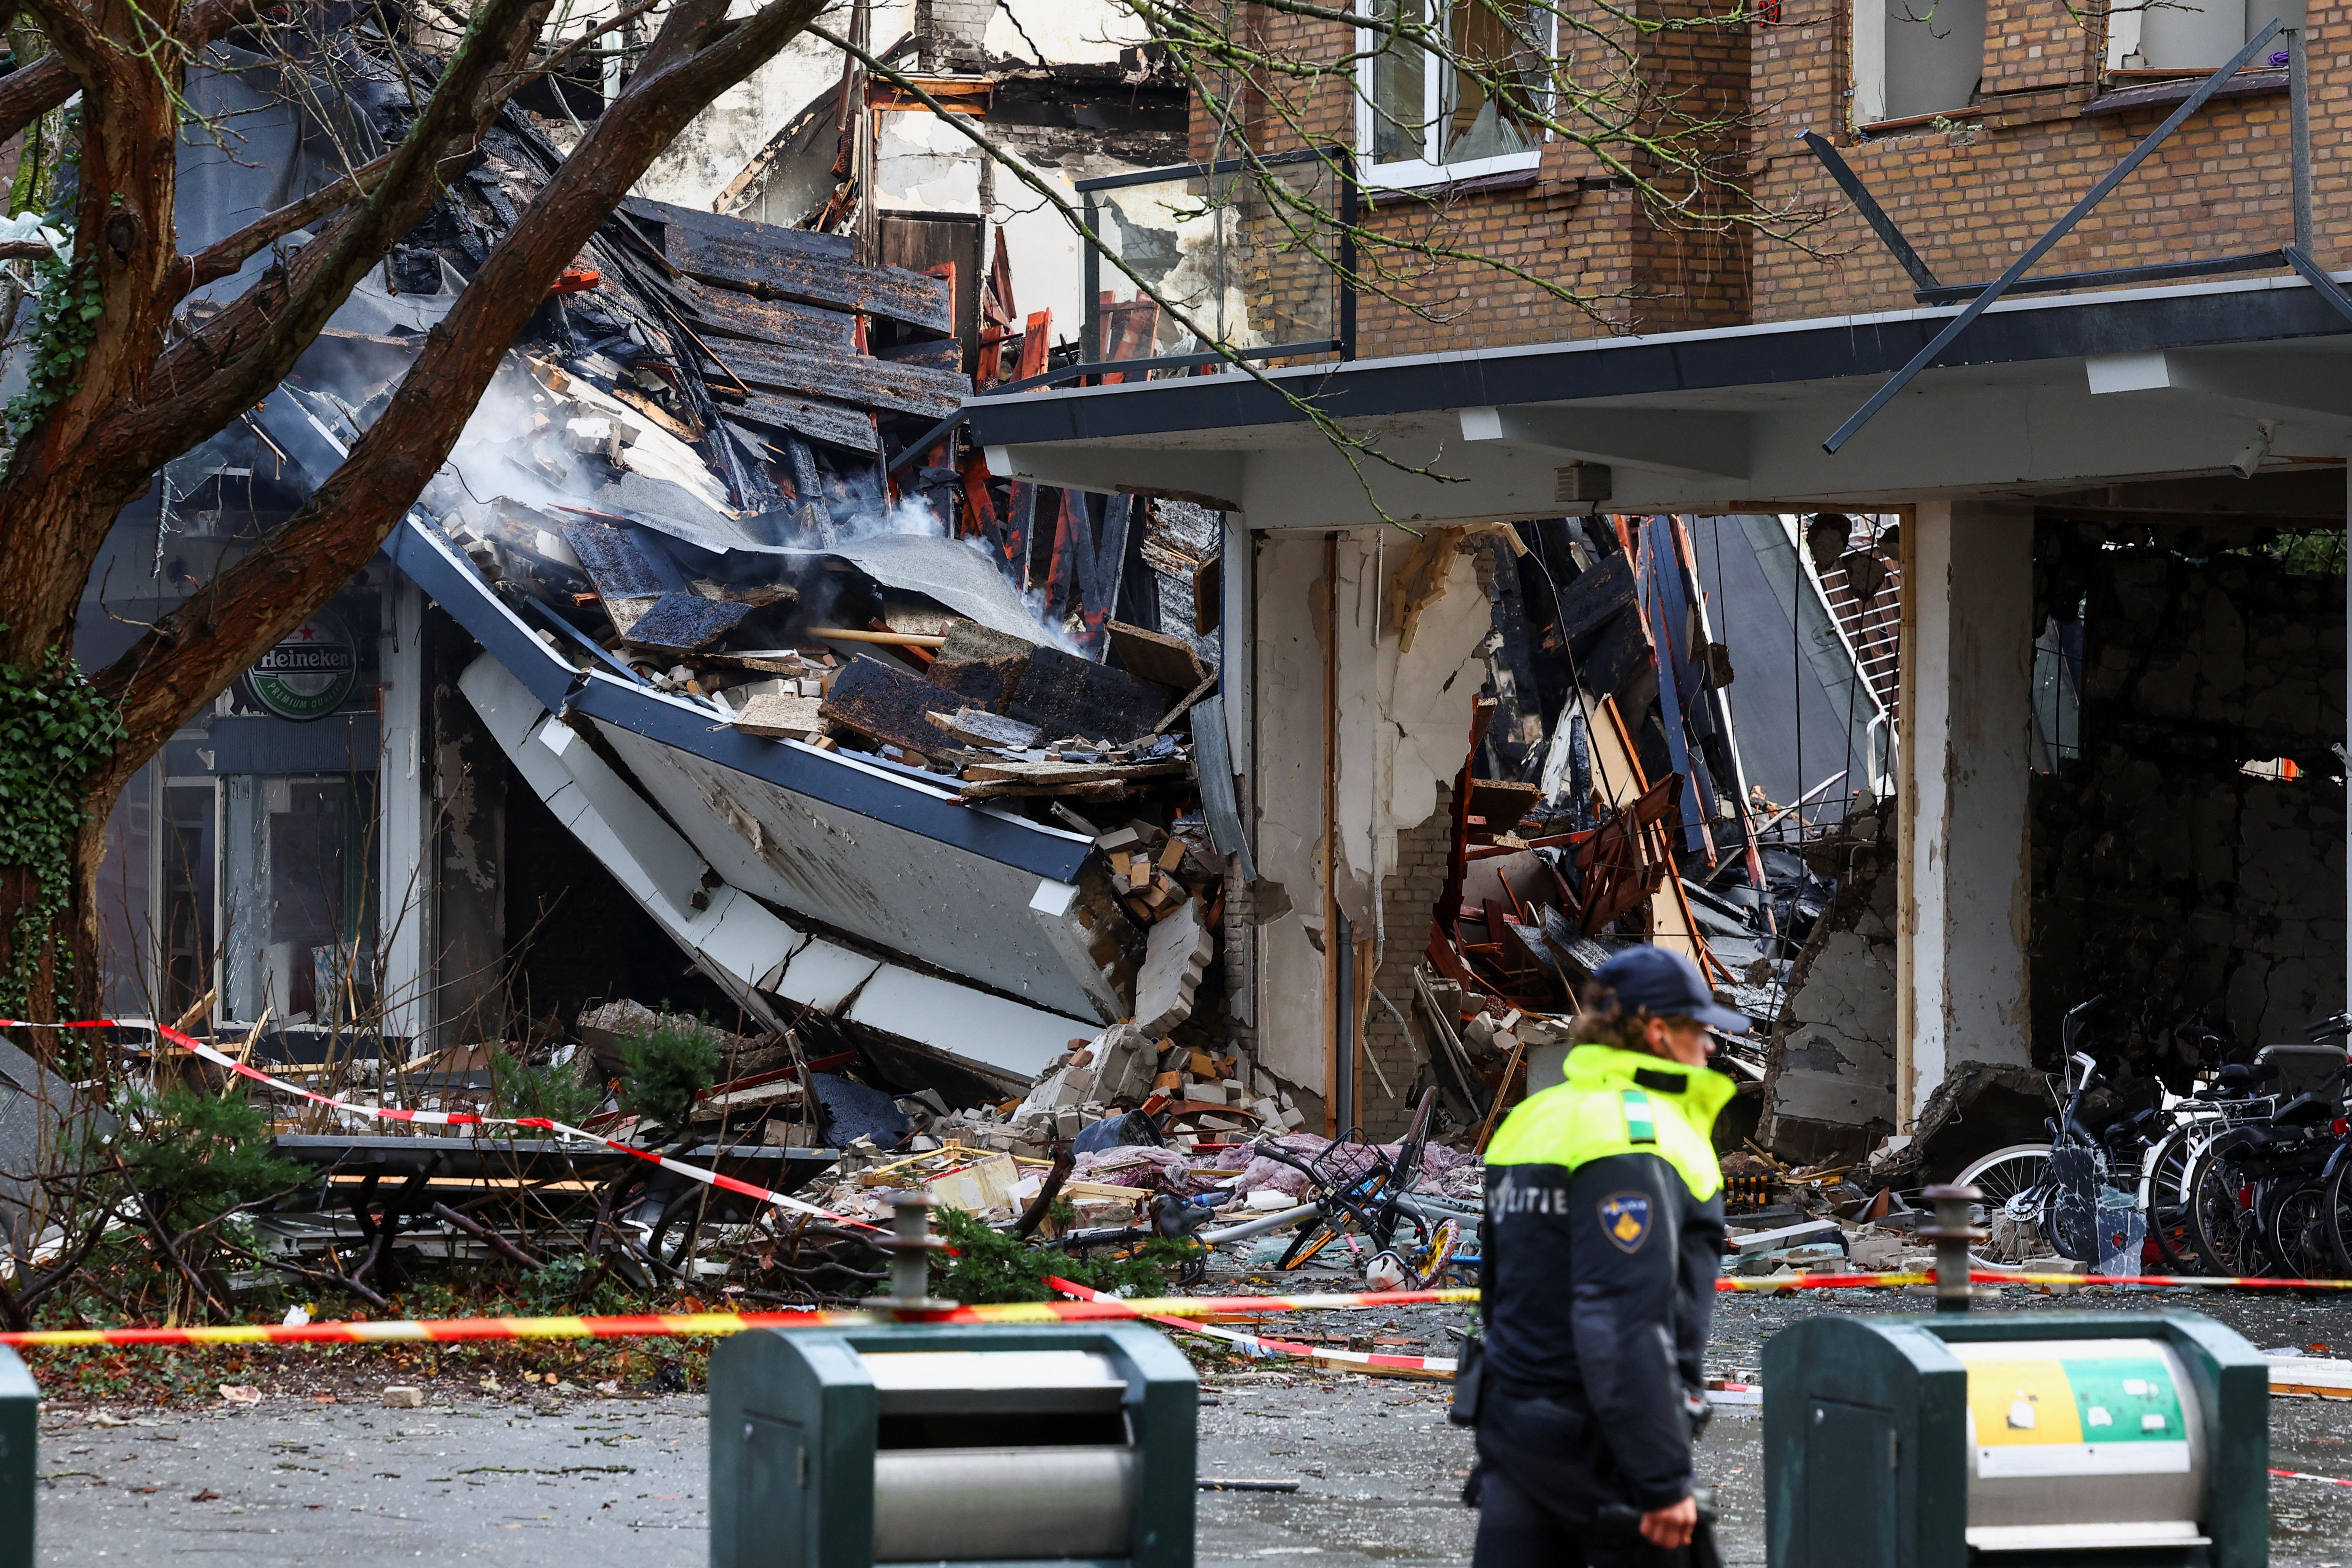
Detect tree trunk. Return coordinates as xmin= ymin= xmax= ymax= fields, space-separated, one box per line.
xmin=0 ymin=0 xmax=827 ymax=1043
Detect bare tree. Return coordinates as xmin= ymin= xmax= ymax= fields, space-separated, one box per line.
xmin=0 ymin=0 xmax=828 ymax=1026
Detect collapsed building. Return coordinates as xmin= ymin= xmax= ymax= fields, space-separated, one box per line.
xmin=74 ymin=9 xmax=1253 ymax=1160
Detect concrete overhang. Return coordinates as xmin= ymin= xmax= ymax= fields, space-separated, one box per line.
xmin=966 ymin=270 xmax=2352 ymax=522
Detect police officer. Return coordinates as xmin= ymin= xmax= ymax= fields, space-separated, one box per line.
xmin=1467 ymin=944 xmax=1743 ymax=1568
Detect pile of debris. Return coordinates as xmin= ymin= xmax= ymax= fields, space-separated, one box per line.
xmin=1400 ymin=516 xmax=1894 ymax=1130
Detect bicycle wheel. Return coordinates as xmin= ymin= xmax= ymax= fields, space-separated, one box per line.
xmin=1954 ymin=1143 xmax=2051 ymax=1266
xmin=2323 ymin=1158 xmax=2352 ymax=1275
xmin=1278 ymin=1219 xmax=1339 ymax=1270
xmin=2267 ymin=1181 xmax=2336 ymax=1281
xmin=2187 ymin=1148 xmax=2272 ymax=1277
xmin=2141 ymin=1126 xmax=2205 ymax=1273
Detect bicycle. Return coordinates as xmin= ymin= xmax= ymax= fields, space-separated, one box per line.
xmin=2185 ymin=1015 xmax=2352 ymax=1278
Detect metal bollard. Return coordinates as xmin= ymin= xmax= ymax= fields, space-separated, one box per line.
xmin=1916 ymin=1182 xmax=1987 ymax=1314
xmin=1 ymin=1345 xmax=33 ymax=1568
xmin=875 ymin=1188 xmax=957 ymax=1312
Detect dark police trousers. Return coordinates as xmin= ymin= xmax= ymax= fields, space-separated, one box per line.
xmin=1468 ymin=1385 xmax=1723 ymax=1568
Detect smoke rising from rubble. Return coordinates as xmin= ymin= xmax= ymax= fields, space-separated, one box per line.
xmin=418 ymin=360 xmax=1094 ymax=657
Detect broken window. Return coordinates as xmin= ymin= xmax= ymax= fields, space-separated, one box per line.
xmin=2031 ymin=613 xmax=2082 ymax=772
xmin=2108 ymin=0 xmax=2300 ymax=74
xmin=1361 ymin=0 xmax=1549 ymax=185
xmin=1853 ymin=0 xmax=1987 ymax=125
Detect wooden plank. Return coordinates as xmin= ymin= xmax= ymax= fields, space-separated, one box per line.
xmin=706 ymin=337 xmax=967 ymax=420
xmin=1467 ymin=778 xmax=1541 ymax=836
xmin=960 ymin=759 xmax=1189 ymax=784
xmin=725 ymin=389 xmax=877 ymax=455
xmin=1107 ymin=619 xmax=1209 ymax=689
xmin=925 ymin=707 xmax=1042 ymax=749
xmin=956 ymin=777 xmax=1132 ymax=801
xmin=628 ymin=196 xmax=951 ymax=334
xmin=684 ymin=280 xmax=857 ymax=353
xmin=1555 ymin=550 xmax=1638 ymax=643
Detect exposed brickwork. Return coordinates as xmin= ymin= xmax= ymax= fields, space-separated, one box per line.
xmin=1183 ymin=0 xmax=2329 ymax=343
xmin=1359 ymin=784 xmax=1455 ymax=1141
xmin=1750 ymin=0 xmax=2320 ymax=322
xmin=1186 ymin=2 xmax=1750 ymax=352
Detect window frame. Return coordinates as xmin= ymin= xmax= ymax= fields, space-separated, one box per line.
xmin=1355 ymin=0 xmax=1548 ymax=192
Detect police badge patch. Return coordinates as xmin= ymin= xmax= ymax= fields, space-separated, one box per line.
xmin=1598 ymin=1193 xmax=1652 ymax=1253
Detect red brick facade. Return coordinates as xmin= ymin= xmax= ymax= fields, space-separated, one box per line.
xmin=1194 ymin=0 xmax=2328 ymax=343
xmin=1188 ymin=1 xmax=1751 ymax=352
xmin=1751 ymin=0 xmax=2316 ymax=321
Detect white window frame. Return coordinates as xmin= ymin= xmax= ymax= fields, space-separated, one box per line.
xmin=1355 ymin=0 xmax=1547 ymax=191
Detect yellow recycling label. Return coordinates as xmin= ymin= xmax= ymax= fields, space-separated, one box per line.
xmin=1965 ymin=1354 xmax=2190 ymax=1477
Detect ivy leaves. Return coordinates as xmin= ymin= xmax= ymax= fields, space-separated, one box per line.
xmin=0 ymin=645 xmax=125 ymax=1012
xmin=2 ymin=255 xmax=101 ymax=457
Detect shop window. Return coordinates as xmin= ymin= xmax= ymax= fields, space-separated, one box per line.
xmin=222 ymin=774 xmax=378 ymax=1026
xmin=160 ymin=782 xmax=217 ymax=1023
xmin=2108 ymin=0 xmax=2300 ymax=73
xmin=1853 ymin=0 xmax=1987 ymax=124
xmin=1360 ymin=0 xmax=1549 ymax=187
xmin=2030 ymin=613 xmax=2082 ymax=773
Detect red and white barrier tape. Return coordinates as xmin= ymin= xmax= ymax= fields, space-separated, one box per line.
xmin=2272 ymin=1467 xmax=2352 ymax=1487
xmin=0 ymin=1287 xmax=1483 ymax=1349
xmin=0 ymin=1018 xmax=867 ymax=1230
xmin=1050 ymin=1276 xmax=1458 ymax=1379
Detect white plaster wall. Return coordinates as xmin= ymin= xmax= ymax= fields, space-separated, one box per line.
xmin=986 ymin=0 xmax=1150 ymax=64
xmin=634 ymin=24 xmax=845 ymax=209
xmin=1903 ymin=503 xmax=2035 ymax=1123
xmin=1248 ymin=527 xmax=1495 ymax=1098
xmin=876 ymin=111 xmax=987 ymax=211
xmin=1252 ymin=534 xmax=1330 ymax=1091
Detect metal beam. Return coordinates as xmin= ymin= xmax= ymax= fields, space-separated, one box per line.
xmin=1822 ymin=19 xmax=2286 ymax=456
xmin=1800 ymin=131 xmax=1940 ymax=293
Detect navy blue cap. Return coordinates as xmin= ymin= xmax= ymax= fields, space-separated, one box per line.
xmin=1591 ymin=945 xmax=1750 ymax=1034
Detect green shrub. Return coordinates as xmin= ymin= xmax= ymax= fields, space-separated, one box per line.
xmin=116 ymin=1086 xmax=310 ymax=1235
xmin=617 ymin=1016 xmax=722 ymax=1132
xmin=490 ymin=1049 xmax=606 ymax=1129
xmin=927 ymin=1206 xmax=1183 ymax=1305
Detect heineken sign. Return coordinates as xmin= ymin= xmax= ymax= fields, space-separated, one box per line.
xmin=247 ymin=614 xmax=358 ymax=722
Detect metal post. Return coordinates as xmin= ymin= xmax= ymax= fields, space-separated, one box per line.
xmin=880 ymin=1189 xmax=953 ymax=1310
xmin=2290 ymin=26 xmax=2315 ymax=256
xmin=1337 ymin=150 xmax=1359 ymax=362
xmin=1082 ymin=196 xmax=1103 ymax=382
xmin=1918 ymin=1183 xmax=1986 ymax=1314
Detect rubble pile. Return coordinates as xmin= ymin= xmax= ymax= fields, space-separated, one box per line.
xmin=1404 ymin=517 xmax=1892 ymax=1134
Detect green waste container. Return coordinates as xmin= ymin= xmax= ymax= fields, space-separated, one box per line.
xmin=1 ymin=1346 xmax=33 ymax=1568
xmin=1764 ymin=1310 xmax=2268 ymax=1567
xmin=709 ymin=1321 xmax=1196 ymax=1568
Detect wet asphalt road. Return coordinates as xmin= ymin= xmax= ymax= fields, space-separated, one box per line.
xmin=30 ymin=1287 xmax=2352 ymax=1565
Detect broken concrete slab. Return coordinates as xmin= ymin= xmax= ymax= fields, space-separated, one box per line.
xmin=1136 ymin=897 xmax=1215 ymax=1037
xmin=1723 ymin=1218 xmax=1843 ymax=1255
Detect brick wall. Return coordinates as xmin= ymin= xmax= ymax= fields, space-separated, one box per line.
xmin=1186 ymin=2 xmax=1751 ymax=353
xmin=1358 ymin=783 xmax=1455 ymax=1141
xmin=1750 ymin=0 xmax=2322 ymax=322
xmin=1180 ymin=0 xmax=2335 ymax=342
